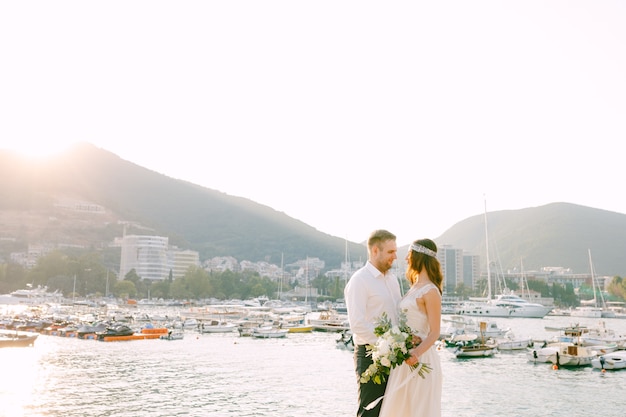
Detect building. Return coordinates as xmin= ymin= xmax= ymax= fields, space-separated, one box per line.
xmin=119 ymin=235 xmax=170 ymax=281
xmin=438 ymin=245 xmax=465 ymax=294
xmin=463 ymin=253 xmax=480 ymax=290
xmin=120 ymin=235 xmax=201 ymax=282
xmin=170 ymin=249 xmax=200 ymax=280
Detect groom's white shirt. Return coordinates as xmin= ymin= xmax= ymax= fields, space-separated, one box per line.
xmin=344 ymin=261 xmax=401 ymax=346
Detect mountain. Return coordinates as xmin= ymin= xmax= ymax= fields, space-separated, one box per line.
xmin=436 ymin=203 xmax=626 ymax=277
xmin=0 ymin=143 xmax=366 ymax=268
xmin=1 ymin=143 xmax=625 ymax=276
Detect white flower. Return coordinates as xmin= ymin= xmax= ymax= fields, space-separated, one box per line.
xmin=380 ymin=356 xmax=392 ymax=367
xmin=377 ymin=338 xmax=390 ymax=356
xmin=359 ymin=310 xmax=432 ymax=385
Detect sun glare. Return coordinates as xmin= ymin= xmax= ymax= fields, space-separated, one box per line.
xmin=1 ymin=140 xmax=76 ymax=159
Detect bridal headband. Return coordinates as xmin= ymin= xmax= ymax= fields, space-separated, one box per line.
xmin=409 ymin=243 xmax=437 ymax=258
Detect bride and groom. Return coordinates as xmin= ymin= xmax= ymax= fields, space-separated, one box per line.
xmin=344 ymin=230 xmax=443 ymax=417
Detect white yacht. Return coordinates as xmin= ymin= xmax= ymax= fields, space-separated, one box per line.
xmin=456 ymin=293 xmax=553 ymax=318
xmin=457 ymin=202 xmax=553 ymax=319
xmin=0 ymin=286 xmax=63 ymax=305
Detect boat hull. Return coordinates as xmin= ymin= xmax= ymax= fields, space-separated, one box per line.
xmin=0 ymin=331 xmax=38 ymax=348
xmin=592 ymin=351 xmax=626 ymax=370
xmin=455 ymin=345 xmax=497 ymax=358
xmin=251 ymin=328 xmax=288 ymax=338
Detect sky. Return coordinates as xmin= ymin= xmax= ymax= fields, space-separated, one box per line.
xmin=1 ymin=1 xmax=625 ymax=246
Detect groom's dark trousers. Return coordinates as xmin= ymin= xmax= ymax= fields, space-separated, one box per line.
xmin=354 ymin=344 xmax=387 ymax=417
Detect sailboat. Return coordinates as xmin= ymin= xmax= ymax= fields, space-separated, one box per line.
xmin=456 ymin=200 xmax=552 ymax=319
xmin=453 ymin=321 xmax=498 ymax=358
xmin=571 ymin=249 xmax=614 ymax=318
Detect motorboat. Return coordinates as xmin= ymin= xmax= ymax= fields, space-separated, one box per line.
xmin=496 ymin=333 xmax=533 ymax=351
xmin=453 ymin=320 xmax=498 ymax=358
xmin=527 ymin=343 xmax=559 ymax=363
xmin=591 ymin=351 xmax=626 ymax=370
xmin=454 ymin=339 xmax=497 ymax=358
xmin=441 ymin=316 xmax=509 ymax=348
xmin=307 ymin=311 xmax=350 ymax=332
xmin=76 ymin=322 xmax=108 ymax=339
xmin=336 ymin=329 xmax=354 ymax=351
xmin=251 ymin=326 xmax=288 ymax=338
xmin=0 ymin=330 xmax=38 ymax=347
xmin=96 ymin=324 xmax=134 ymax=340
xmin=0 ymin=286 xmax=64 ymax=305
xmin=456 ymin=293 xmax=552 ymax=318
xmin=531 ymin=327 xmax=596 ymax=367
xmin=199 ymin=320 xmax=237 ymax=333
xmin=160 ymin=330 xmax=184 ymax=340
xmin=551 ymin=343 xmax=596 ymax=367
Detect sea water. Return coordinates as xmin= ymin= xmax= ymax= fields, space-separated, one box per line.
xmin=2 ymin=316 xmax=626 ymax=417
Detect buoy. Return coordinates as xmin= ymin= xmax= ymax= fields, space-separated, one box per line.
xmin=602 ymin=369 xmax=606 ymax=373
xmin=552 ymin=364 xmax=558 ymax=370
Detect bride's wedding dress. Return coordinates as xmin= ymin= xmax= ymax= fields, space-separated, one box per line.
xmin=379 ymin=283 xmax=442 ymax=417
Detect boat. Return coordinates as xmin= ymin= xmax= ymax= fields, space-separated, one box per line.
xmin=336 ymin=329 xmax=354 ymax=351
xmin=440 ymin=316 xmax=508 ymax=341
xmin=453 ymin=322 xmax=497 ymax=358
xmin=456 ymin=205 xmax=552 ymax=319
xmin=591 ymin=351 xmax=626 ymax=370
xmin=277 ymin=313 xmax=313 ymax=333
xmin=541 ymin=327 xmax=597 ymax=367
xmin=0 ymin=330 xmax=39 ymax=347
xmin=527 ymin=343 xmax=560 ymax=363
xmin=251 ymin=326 xmax=288 ymax=338
xmin=236 ymin=317 xmax=271 ymax=337
xmin=579 ymin=322 xmax=626 ymax=349
xmin=570 ymin=306 xmax=602 ymax=318
xmin=453 ymin=335 xmax=497 ymax=358
xmin=284 ymin=323 xmax=313 ymax=333
xmin=585 ymin=343 xmax=618 ymax=354
xmin=76 ymin=322 xmax=108 ymax=339
xmin=0 ymin=285 xmax=64 ymax=305
xmin=199 ymin=320 xmax=237 ymax=333
xmin=551 ymin=343 xmax=597 ymax=367
xmin=160 ymin=330 xmax=185 ymax=340
xmin=571 ymin=250 xmax=615 ymax=318
xmin=456 ymin=293 xmax=553 ymax=318
xmin=496 ymin=333 xmax=533 ymax=351
xmin=96 ymin=324 xmax=134 ymax=341
xmin=604 ymin=301 xmax=626 ymax=319
xmin=307 ymin=310 xmax=350 ymax=332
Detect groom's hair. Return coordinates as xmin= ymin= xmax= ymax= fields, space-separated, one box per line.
xmin=367 ymin=229 xmax=396 ymax=250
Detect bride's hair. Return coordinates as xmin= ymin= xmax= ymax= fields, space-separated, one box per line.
xmin=406 ymin=238 xmax=443 ymax=294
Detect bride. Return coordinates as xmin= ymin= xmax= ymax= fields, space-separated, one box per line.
xmin=379 ymin=238 xmax=443 ymax=417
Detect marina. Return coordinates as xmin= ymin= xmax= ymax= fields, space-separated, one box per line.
xmin=3 ymin=301 xmax=626 ymax=416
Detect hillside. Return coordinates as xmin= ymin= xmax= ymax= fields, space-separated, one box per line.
xmin=0 ymin=144 xmax=367 ymax=268
xmin=1 ymin=144 xmax=626 ymax=276
xmin=437 ymin=203 xmax=626 ymax=276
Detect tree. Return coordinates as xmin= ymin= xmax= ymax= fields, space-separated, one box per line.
xmin=0 ymin=262 xmax=28 ymax=293
xmin=151 ymin=280 xmax=171 ymax=299
xmin=608 ymin=276 xmax=626 ymax=301
xmin=453 ymin=283 xmax=473 ymax=299
xmin=114 ymin=280 xmax=137 ymax=299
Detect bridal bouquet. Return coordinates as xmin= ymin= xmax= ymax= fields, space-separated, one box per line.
xmin=359 ymin=310 xmax=431 ymax=385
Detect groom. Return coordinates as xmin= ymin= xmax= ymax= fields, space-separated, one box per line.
xmin=344 ymin=229 xmax=402 ymax=417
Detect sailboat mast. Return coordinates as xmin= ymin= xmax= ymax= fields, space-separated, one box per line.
xmin=588 ymin=249 xmax=606 ymax=308
xmin=483 ymin=198 xmax=492 ymax=300
xmin=344 ymin=238 xmax=349 ymax=285
xmin=588 ymin=249 xmax=597 ymax=307
xmin=304 ymin=256 xmax=308 ymax=304
xmin=278 ymin=252 xmax=284 ymax=300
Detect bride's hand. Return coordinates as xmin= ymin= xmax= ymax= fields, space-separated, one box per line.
xmin=406 ymin=352 xmax=419 ymax=367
